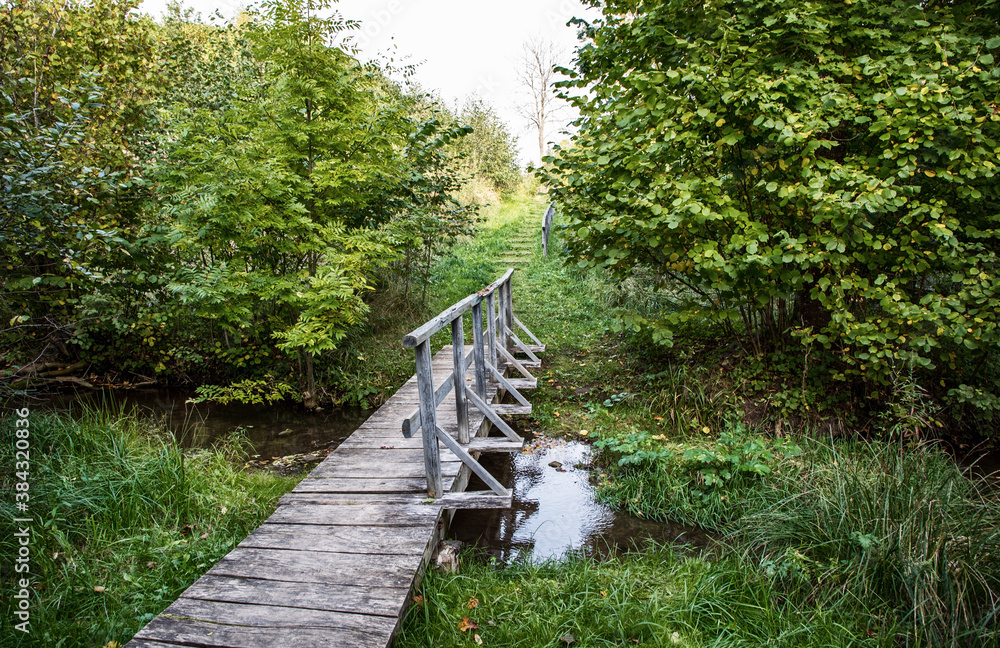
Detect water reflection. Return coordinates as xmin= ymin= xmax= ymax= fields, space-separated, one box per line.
xmin=450 ymin=436 xmax=712 ymax=563
xmin=39 ymin=388 xmax=372 ymax=457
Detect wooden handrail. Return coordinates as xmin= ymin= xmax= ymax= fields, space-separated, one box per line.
xmin=541 ymin=202 xmax=555 ymax=257
xmin=402 ymin=268 xmax=540 ymax=499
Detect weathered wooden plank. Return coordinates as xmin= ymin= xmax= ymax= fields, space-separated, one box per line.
xmin=402 ymin=294 xmax=480 ymax=347
xmin=293 ymin=477 xmax=443 ymax=493
xmin=435 ymin=490 xmax=513 ymax=509
xmin=279 ymin=493 xmax=442 ymax=507
xmin=494 ymin=404 xmax=532 ymax=415
xmin=486 ymin=290 xmax=497 ymax=375
xmin=179 ymin=575 xmax=407 ymax=618
xmin=162 ymin=598 xmax=397 ymax=633
xmin=238 ymin=523 xmax=429 ymax=555
xmin=208 ymin=548 xmax=422 ymax=588
xmin=513 ymin=314 xmax=544 ymax=348
xmin=265 ymin=503 xmax=441 ymax=526
xmin=326 ymin=447 xmax=460 ymax=464
xmin=498 ymin=344 xmax=535 ymax=380
xmin=479 ymin=267 xmax=515 ymax=296
xmin=506 ymin=377 xmax=538 ymax=390
xmin=134 ymin=616 xmax=384 ymax=648
xmin=308 ymin=460 xmax=461 ymax=479
xmin=472 ymin=300 xmax=488 ymax=403
xmin=505 ymin=325 xmax=541 ymax=364
xmin=466 ymin=437 xmax=524 ymax=453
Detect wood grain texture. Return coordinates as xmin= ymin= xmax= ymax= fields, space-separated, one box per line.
xmin=179 ymin=575 xmax=407 ymax=617
xmin=127 ymin=282 xmax=543 ymax=648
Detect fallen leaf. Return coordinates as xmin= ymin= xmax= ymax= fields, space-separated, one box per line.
xmin=702 ymin=426 xmax=711 ymax=434
xmin=146 ymin=562 xmax=157 ymax=569
xmin=101 ymin=642 xmax=120 ymax=648
xmin=458 ymin=617 xmax=479 ymax=632
xmin=200 ymin=532 xmax=209 ymax=539
xmin=600 ymin=590 xmax=607 ymax=596
xmin=560 ymin=633 xmax=576 ymax=645
xmin=219 ymin=506 xmax=228 ymax=515
xmin=578 ymin=430 xmax=589 ymax=436
xmin=474 ymin=634 xmax=483 ymax=645
xmin=467 ymin=596 xmax=479 ymax=609
xmin=413 ymin=595 xmax=424 ymax=607
xmin=93 ymin=586 xmax=106 ymax=593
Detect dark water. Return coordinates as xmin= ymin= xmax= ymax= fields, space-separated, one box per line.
xmin=449 ymin=435 xmax=712 ymax=563
xmin=39 ymin=388 xmax=707 ymax=562
xmin=38 ymin=388 xmax=373 ymax=458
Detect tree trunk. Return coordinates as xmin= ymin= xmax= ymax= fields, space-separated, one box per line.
xmin=538 ymin=121 xmax=545 ymax=162
xmin=303 ymin=352 xmax=318 ymax=410
xmin=796 ymin=289 xmax=830 ymax=332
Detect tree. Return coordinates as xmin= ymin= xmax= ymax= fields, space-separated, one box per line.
xmin=158 ymin=0 xmax=404 ymax=407
xmin=0 ymin=0 xmax=159 ymax=365
xmin=455 ymin=96 xmax=521 ymax=194
xmin=543 ymin=0 xmax=1000 ymax=418
xmin=515 ymin=37 xmax=565 ymax=162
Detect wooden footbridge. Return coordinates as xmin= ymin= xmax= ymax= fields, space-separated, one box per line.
xmin=126 ymin=266 xmax=545 ymax=648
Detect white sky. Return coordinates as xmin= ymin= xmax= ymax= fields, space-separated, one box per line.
xmin=138 ymin=0 xmax=600 ymax=166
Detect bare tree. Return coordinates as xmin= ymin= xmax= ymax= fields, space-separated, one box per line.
xmin=515 ymin=37 xmax=565 ymax=163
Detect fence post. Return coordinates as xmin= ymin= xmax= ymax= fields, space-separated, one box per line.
xmin=498 ymin=281 xmax=508 ymax=353
xmin=471 ymin=300 xmax=487 ymax=402
xmin=503 ymin=276 xmax=514 ymax=351
xmin=451 ymin=315 xmax=469 ymax=444
xmin=414 ymin=340 xmax=443 ymax=497
xmin=486 ymin=291 xmax=497 ymax=377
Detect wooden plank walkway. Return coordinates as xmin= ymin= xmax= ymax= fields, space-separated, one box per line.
xmin=126 ymin=344 xmax=508 ymax=648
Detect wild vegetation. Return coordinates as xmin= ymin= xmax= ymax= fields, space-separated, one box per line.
xmin=541 ymin=0 xmax=1000 ymax=434
xmin=0 ymin=409 xmax=298 ymax=647
xmin=396 ymin=196 xmax=1000 ymax=648
xmin=1 ymin=0 xmax=522 ymax=408
xmin=3 ymin=0 xmax=1000 ymax=646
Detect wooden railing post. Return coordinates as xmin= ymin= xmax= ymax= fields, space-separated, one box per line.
xmin=451 ymin=315 xmax=469 ymax=444
xmin=471 ymin=301 xmax=487 ymax=402
xmin=414 ymin=340 xmax=443 ymax=497
xmin=498 ymin=281 xmax=508 ymax=353
xmin=542 ymin=202 xmax=554 ymax=257
xmin=486 ymin=291 xmax=497 ymax=378
xmin=503 ymin=276 xmax=514 ymax=351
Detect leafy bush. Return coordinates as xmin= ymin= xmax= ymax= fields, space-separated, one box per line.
xmin=544 ymin=0 xmax=1000 ymax=420
xmin=595 ymin=424 xmax=802 ymax=527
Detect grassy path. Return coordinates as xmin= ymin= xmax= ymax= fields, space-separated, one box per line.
xmin=394 ymin=193 xmax=1000 ymax=648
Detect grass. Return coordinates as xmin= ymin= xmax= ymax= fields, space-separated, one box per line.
xmin=394 ymin=191 xmax=1000 ymax=647
xmin=0 ymin=408 xmax=299 ymax=648
xmin=395 ymin=544 xmax=913 ymax=648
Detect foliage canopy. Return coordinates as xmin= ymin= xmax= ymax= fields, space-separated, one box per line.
xmin=544 ymin=0 xmax=1000 ymax=417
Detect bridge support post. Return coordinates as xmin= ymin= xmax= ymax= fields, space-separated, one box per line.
xmin=471 ymin=301 xmax=487 ymax=403
xmin=451 ymin=316 xmax=470 ymax=444
xmin=414 ymin=339 xmax=444 ymax=497
xmin=486 ymin=292 xmax=497 ymax=379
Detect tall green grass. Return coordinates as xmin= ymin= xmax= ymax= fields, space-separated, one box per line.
xmin=740 ymin=440 xmax=1000 ymax=647
xmin=395 ymin=545 xmax=903 ymax=648
xmin=0 ymin=409 xmax=298 ymax=647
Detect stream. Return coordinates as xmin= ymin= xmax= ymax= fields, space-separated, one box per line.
xmin=38 ymin=387 xmax=705 ymax=562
